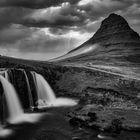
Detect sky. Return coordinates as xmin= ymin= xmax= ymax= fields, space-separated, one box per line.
xmin=0 ymin=0 xmax=139 ymax=60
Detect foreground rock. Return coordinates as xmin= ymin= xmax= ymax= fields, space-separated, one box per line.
xmin=67 ymin=85 xmax=140 ymax=132
xmin=67 ymin=86 xmax=140 ymax=132
xmin=68 ymin=105 xmax=140 ymax=132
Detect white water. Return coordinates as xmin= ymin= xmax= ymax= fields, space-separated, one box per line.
xmin=35 ymin=73 xmax=56 ymax=101
xmin=0 ymin=75 xmax=41 ymax=124
xmin=0 ymin=126 xmax=12 ymax=138
xmin=32 ymin=72 xmax=77 ymax=108
xmin=23 ymin=71 xmax=34 ymax=110
xmin=0 ymin=75 xmax=24 ymax=123
xmin=97 ymin=134 xmax=112 ymax=139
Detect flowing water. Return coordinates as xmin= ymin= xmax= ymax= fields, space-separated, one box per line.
xmin=31 ymin=72 xmax=77 ymax=108
xmin=0 ymin=74 xmax=41 ymax=125
xmin=0 ymin=127 xmax=12 ymax=138
xmin=0 ymin=75 xmax=24 ymax=123
xmin=23 ymin=70 xmax=34 ymax=110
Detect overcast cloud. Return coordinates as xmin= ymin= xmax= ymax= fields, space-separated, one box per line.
xmin=0 ymin=0 xmax=139 ymax=60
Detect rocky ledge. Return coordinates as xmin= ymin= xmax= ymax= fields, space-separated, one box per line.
xmin=67 ymin=88 xmax=140 ymax=133
xmin=68 ymin=105 xmax=140 ymax=133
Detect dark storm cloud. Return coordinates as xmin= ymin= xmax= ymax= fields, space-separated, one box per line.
xmin=16 ymin=0 xmax=137 ymax=34
xmin=0 ymin=0 xmax=81 ymax=30
xmin=0 ymin=24 xmax=36 ymax=45
xmin=0 ymin=7 xmax=31 ymax=29
xmin=0 ymin=0 xmax=139 ymax=31
xmin=0 ymin=0 xmax=80 ymax=9
xmin=0 ymin=0 xmax=139 ymax=33
xmin=21 ymin=14 xmax=83 ymax=28
xmin=78 ymin=0 xmax=132 ymax=19
xmin=20 ymin=2 xmax=86 ymax=29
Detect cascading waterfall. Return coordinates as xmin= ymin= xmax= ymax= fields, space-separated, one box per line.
xmin=0 ymin=75 xmax=24 ymax=123
xmin=23 ymin=70 xmax=34 ymax=110
xmin=0 ymin=72 xmax=41 ymax=125
xmin=0 ymin=75 xmax=23 ymax=137
xmin=31 ymin=72 xmax=77 ymax=108
xmin=31 ymin=72 xmax=55 ymax=102
xmin=0 ymin=69 xmax=77 ymax=137
xmin=0 ymin=70 xmax=12 ymax=137
xmin=9 ymin=68 xmax=34 ymax=110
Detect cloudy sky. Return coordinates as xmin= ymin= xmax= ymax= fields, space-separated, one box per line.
xmin=0 ymin=0 xmax=139 ymax=60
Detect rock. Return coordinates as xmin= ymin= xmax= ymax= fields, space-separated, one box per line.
xmin=109 ymin=119 xmax=122 ymax=133
xmin=93 ymin=13 xmax=140 ymax=43
xmin=87 ymin=112 xmax=97 ymax=121
xmin=67 ymin=105 xmax=140 ymax=132
xmin=69 ymin=117 xmax=85 ymax=127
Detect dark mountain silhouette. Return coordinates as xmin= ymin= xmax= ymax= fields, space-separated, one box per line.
xmin=51 ymin=13 xmax=140 ymax=65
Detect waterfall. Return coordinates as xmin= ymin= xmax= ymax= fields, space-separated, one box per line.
xmin=8 ymin=68 xmax=34 ymax=110
xmin=23 ymin=70 xmax=34 ymax=110
xmin=32 ymin=72 xmax=55 ymax=102
xmin=0 ymin=73 xmax=12 ymax=137
xmin=31 ymin=72 xmax=77 ymax=108
xmin=0 ymin=74 xmax=41 ymax=124
xmin=0 ymin=75 xmax=24 ymax=123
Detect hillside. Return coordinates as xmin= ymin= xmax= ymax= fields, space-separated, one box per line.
xmin=50 ymin=13 xmax=140 ymax=79
xmin=51 ymin=13 xmax=140 ymax=64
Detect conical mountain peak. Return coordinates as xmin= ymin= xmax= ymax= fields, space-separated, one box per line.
xmin=101 ymin=13 xmax=129 ymax=28
xmin=91 ymin=13 xmax=140 ymax=44
xmin=51 ymin=13 xmax=140 ymax=63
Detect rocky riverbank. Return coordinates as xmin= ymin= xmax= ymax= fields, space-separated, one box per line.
xmin=68 ymin=105 xmax=140 ymax=132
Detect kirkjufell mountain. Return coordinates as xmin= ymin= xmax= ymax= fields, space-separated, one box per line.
xmin=51 ymin=13 xmax=140 ymax=66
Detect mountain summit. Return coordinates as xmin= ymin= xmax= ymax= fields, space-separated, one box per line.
xmin=92 ymin=13 xmax=140 ymax=44
xmin=51 ymin=13 xmax=140 ymax=64
xmin=75 ymin=13 xmax=140 ymax=49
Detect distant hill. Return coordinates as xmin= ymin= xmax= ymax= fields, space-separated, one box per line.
xmin=50 ymin=13 xmax=140 ymax=66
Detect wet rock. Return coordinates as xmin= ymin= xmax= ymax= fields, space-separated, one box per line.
xmin=69 ymin=117 xmax=85 ymax=127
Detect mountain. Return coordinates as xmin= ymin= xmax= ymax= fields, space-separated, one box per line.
xmin=51 ymin=13 xmax=140 ymax=66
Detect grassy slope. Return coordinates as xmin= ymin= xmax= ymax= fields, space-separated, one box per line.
xmin=1 ymin=55 xmax=140 ymax=97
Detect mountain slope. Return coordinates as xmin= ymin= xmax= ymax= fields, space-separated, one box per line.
xmin=50 ymin=13 xmax=140 ymax=66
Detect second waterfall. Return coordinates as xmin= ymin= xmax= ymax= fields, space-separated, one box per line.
xmin=31 ymin=72 xmax=77 ymax=108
